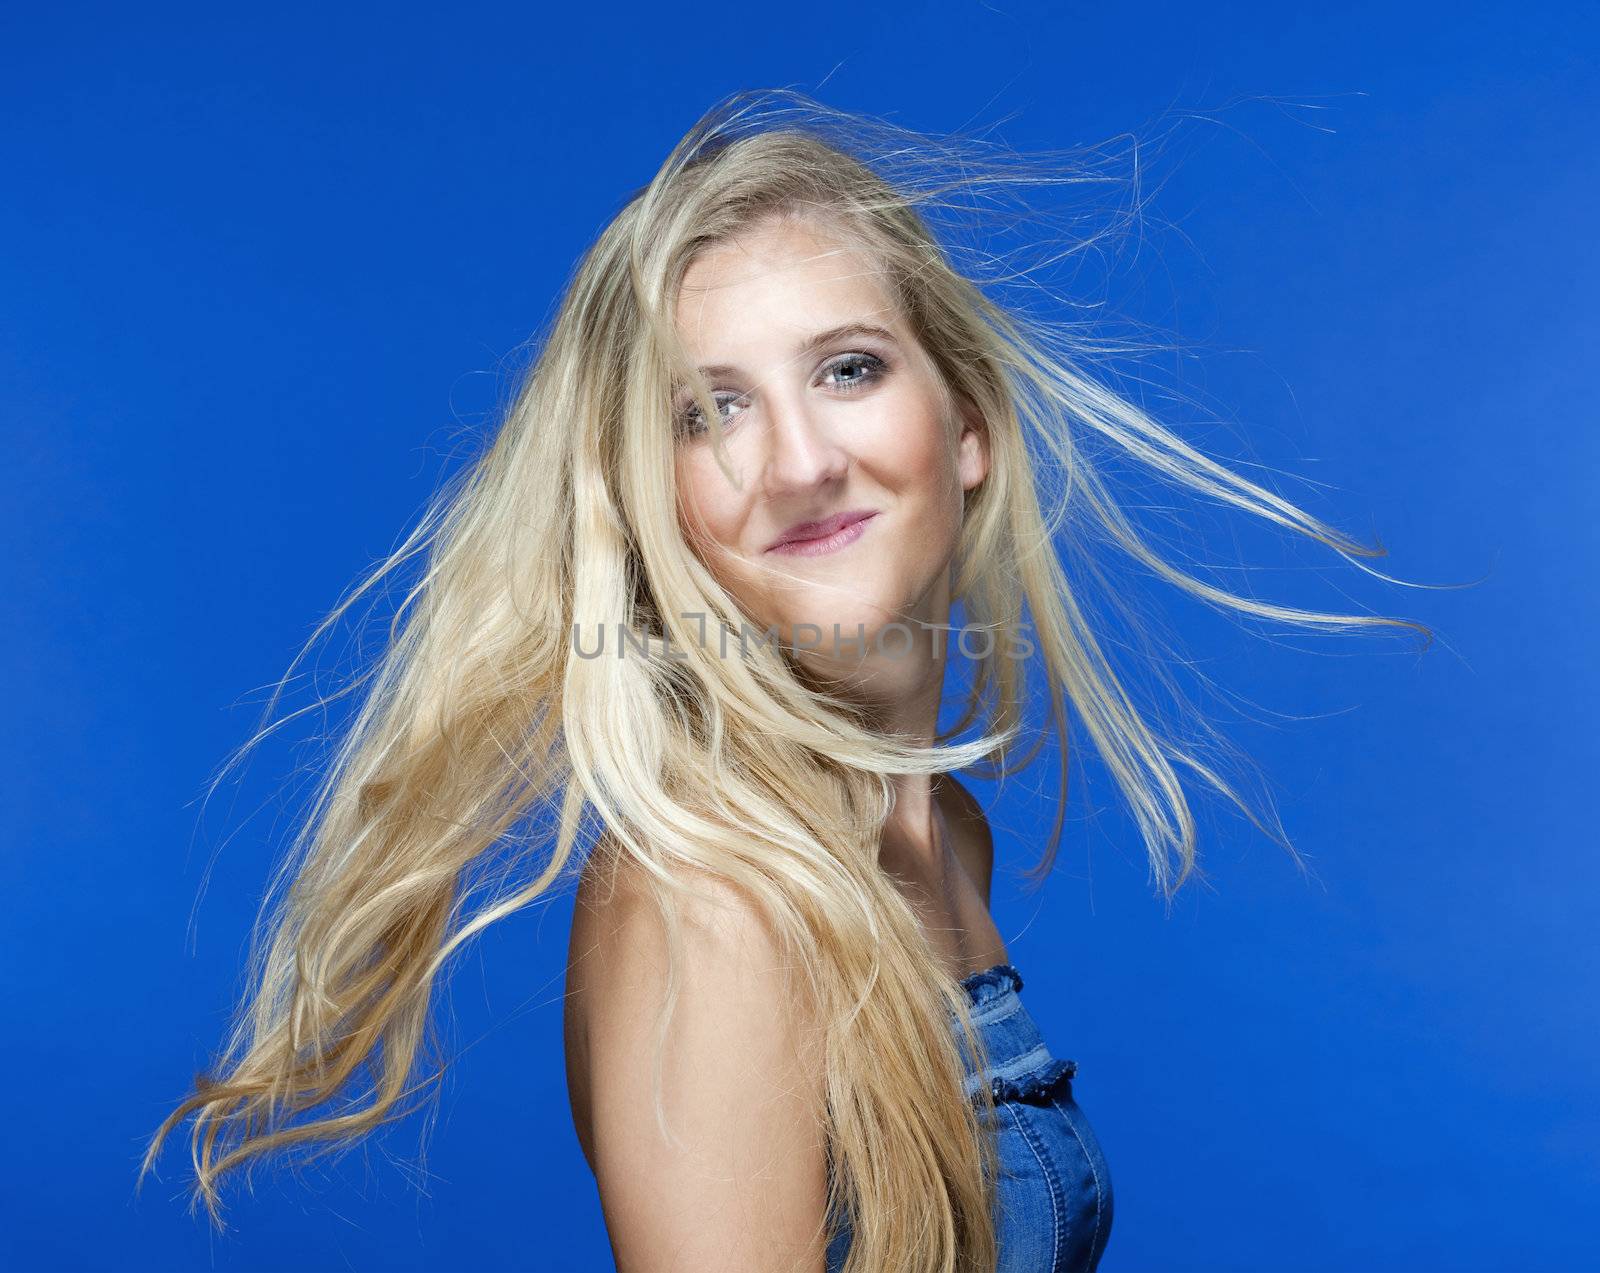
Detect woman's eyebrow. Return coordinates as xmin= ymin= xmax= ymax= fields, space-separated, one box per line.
xmin=795 ymin=321 xmax=898 ymax=359
xmin=693 ymin=322 xmax=899 ymax=377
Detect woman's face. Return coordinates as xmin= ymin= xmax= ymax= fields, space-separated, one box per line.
xmin=672 ymin=214 xmax=988 ymax=669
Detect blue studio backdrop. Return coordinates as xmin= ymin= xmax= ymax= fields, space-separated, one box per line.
xmin=3 ymin=3 xmax=1596 ymax=1270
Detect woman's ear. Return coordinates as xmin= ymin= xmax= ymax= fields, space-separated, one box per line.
xmin=955 ymin=397 xmax=990 ymax=496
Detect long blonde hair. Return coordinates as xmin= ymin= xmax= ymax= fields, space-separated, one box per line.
xmin=138 ymin=88 xmax=1426 ymax=1271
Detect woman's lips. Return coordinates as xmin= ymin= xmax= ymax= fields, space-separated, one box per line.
xmin=765 ymin=511 xmax=880 ymax=557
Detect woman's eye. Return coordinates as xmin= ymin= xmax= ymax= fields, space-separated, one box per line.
xmin=678 ymin=392 xmax=748 ymax=437
xmin=821 ymin=352 xmax=886 ymax=391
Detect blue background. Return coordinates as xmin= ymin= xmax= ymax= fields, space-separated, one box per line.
xmin=4 ymin=3 xmax=1596 ymax=1270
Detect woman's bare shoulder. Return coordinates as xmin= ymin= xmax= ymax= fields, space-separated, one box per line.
xmin=567 ymin=834 xmax=813 ymax=1045
xmin=568 ymin=833 xmax=773 ymax=962
xmin=563 ymin=833 xmax=830 ymax=1269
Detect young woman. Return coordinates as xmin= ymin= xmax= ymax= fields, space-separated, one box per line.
xmin=141 ymin=89 xmax=1421 ymax=1272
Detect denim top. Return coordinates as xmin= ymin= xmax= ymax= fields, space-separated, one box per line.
xmin=824 ymin=963 xmax=1115 ymax=1272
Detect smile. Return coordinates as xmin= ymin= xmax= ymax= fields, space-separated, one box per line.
xmin=766 ymin=512 xmax=880 ymax=557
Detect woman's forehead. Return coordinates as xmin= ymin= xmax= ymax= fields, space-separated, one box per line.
xmin=673 ymin=223 xmax=901 ymax=357
xmin=681 ymin=217 xmax=877 ymax=289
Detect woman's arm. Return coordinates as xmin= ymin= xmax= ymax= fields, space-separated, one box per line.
xmin=565 ymin=855 xmax=832 ymax=1273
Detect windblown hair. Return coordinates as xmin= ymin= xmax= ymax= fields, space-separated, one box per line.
xmin=139 ymin=88 xmax=1425 ymax=1271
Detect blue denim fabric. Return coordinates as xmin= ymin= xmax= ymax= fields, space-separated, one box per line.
xmin=825 ymin=964 xmax=1114 ymax=1272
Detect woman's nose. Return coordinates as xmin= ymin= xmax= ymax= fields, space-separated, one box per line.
xmin=761 ymin=390 xmax=849 ymax=493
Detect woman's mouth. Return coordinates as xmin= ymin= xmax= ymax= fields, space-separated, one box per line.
xmin=766 ymin=511 xmax=880 ymax=557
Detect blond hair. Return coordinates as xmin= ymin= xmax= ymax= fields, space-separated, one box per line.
xmin=138 ymin=88 xmax=1426 ymax=1271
